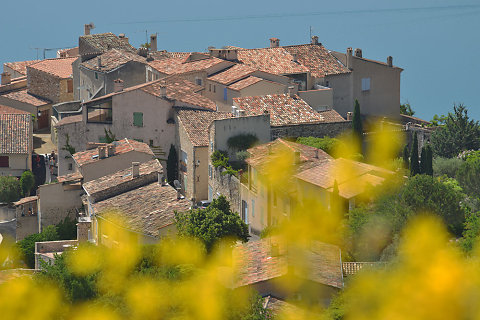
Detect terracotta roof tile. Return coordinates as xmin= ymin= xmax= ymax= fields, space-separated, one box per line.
xmin=233 ymin=237 xmax=343 ymax=288
xmin=13 ymin=196 xmax=38 ymax=206
xmin=3 ymin=60 xmax=40 ymax=76
xmin=177 ymin=110 xmax=234 ymax=147
xmin=79 ymin=33 xmax=136 ymax=55
xmin=56 ymin=171 xmax=83 ymax=183
xmin=233 ymin=94 xmax=324 ymax=126
xmin=92 ymin=182 xmax=190 ymax=238
xmin=72 ymin=138 xmax=154 ymax=167
xmin=237 ymin=48 xmax=309 ymax=75
xmin=0 ymin=105 xmax=30 ymax=114
xmin=1 ymin=89 xmax=50 ymax=106
xmin=81 ymin=49 xmax=146 ymax=72
xmin=315 ymin=109 xmax=346 ymax=122
xmin=228 ymin=76 xmax=264 ymax=91
xmin=0 ymin=113 xmax=31 ymax=154
xmin=208 ymin=64 xmax=256 ymax=85
xmin=28 ymin=57 xmax=76 ymax=79
xmin=148 ymin=55 xmax=229 ymax=75
xmin=283 ymin=44 xmax=350 ymax=78
xmin=57 ymin=47 xmax=79 ymax=57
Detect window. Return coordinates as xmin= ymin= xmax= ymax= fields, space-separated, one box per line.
xmin=87 ymin=100 xmax=112 ymax=123
xmin=223 ymin=88 xmax=228 ymax=101
xmin=209 ymin=84 xmax=212 ymax=92
xmin=149 ymin=139 xmax=154 ymax=146
xmin=67 ymin=79 xmax=73 ymax=93
xmin=361 ymin=78 xmax=371 ymax=91
xmin=209 ymin=165 xmax=213 ymax=178
xmin=68 ymin=163 xmax=73 ymax=171
xmin=195 ymin=78 xmax=202 ymax=86
xmin=210 ymin=142 xmax=213 ymax=152
xmin=133 ymin=112 xmax=143 ymax=127
xmin=95 ymin=72 xmax=98 ymax=80
xmin=251 ymin=199 xmax=255 ymax=217
xmin=0 ymin=156 xmax=9 ymax=167
xmin=213 ymin=85 xmax=216 ymax=93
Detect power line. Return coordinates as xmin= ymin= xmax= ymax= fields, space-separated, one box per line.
xmin=114 ymin=4 xmax=480 ymax=25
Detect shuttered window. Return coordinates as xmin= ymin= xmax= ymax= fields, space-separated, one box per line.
xmin=133 ymin=112 xmax=143 ymax=127
xmin=0 ymin=156 xmax=9 ymax=167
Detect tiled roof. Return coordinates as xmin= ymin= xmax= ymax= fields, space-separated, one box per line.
xmin=3 ymin=60 xmax=40 ymax=76
xmin=79 ymin=33 xmax=136 ymax=54
xmin=92 ymin=182 xmax=190 ymax=238
xmin=233 ymin=237 xmax=343 ymax=289
xmin=55 ymin=114 xmax=83 ymax=127
xmin=72 ymin=138 xmax=154 ymax=167
xmin=237 ymin=48 xmax=309 ymax=75
xmin=148 ymin=55 xmax=229 ymax=75
xmin=57 ymin=47 xmax=79 ymax=57
xmin=208 ymin=64 xmax=256 ymax=85
xmin=28 ymin=57 xmax=76 ymax=79
xmin=81 ymin=49 xmax=146 ymax=72
xmin=0 ymin=105 xmax=30 ymax=114
xmin=13 ymin=196 xmax=38 ymax=206
xmin=316 ymin=109 xmax=346 ymax=122
xmin=283 ymin=44 xmax=350 ymax=78
xmin=0 ymin=113 xmax=31 ymax=154
xmin=246 ymin=138 xmax=332 ymax=173
xmin=228 ymin=76 xmax=264 ymax=91
xmin=177 ymin=110 xmax=234 ymax=147
xmin=56 ymin=171 xmax=83 ymax=183
xmin=83 ymin=159 xmax=162 ymax=201
xmin=263 ymin=296 xmax=308 ymax=317
xmin=149 ymin=51 xmax=190 ymax=60
xmin=233 ymin=94 xmax=324 ymax=126
xmin=1 ymin=89 xmax=50 ymax=106
xmin=294 ymin=158 xmax=394 ymax=199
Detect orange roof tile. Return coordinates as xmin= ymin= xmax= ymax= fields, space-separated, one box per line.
xmin=1 ymin=89 xmax=50 ymax=106
xmin=0 ymin=113 xmax=31 ymax=154
xmin=0 ymin=105 xmax=30 ymax=114
xmin=208 ymin=64 xmax=256 ymax=85
xmin=3 ymin=60 xmax=40 ymax=76
xmin=28 ymin=57 xmax=76 ymax=79
xmin=81 ymin=49 xmax=146 ymax=72
xmin=228 ymin=76 xmax=264 ymax=91
xmin=315 ymin=109 xmax=346 ymax=122
xmin=237 ymin=48 xmax=309 ymax=75
xmin=148 ymin=55 xmax=229 ymax=75
xmin=177 ymin=110 xmax=234 ymax=147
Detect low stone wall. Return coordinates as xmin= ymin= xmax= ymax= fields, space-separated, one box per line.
xmin=271 ymin=121 xmax=351 ymax=140
xmin=211 ymin=167 xmax=241 ymax=214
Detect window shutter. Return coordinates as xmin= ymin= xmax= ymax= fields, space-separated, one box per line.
xmin=133 ymin=112 xmax=143 ymax=127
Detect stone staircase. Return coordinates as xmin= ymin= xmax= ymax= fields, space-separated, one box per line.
xmin=150 ymin=146 xmax=167 ymax=161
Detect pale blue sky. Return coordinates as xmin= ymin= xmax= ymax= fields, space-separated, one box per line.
xmin=1 ymin=0 xmax=479 ymax=120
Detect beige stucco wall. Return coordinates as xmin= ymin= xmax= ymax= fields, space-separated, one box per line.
xmin=323 ymin=73 xmax=353 ymax=118
xmin=298 ymin=88 xmax=334 ymax=111
xmin=0 ymin=154 xmax=30 ymax=177
xmin=59 ymin=79 xmax=74 ymax=103
xmin=38 ymin=182 xmax=83 ymax=230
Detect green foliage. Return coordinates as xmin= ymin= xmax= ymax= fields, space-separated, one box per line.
xmin=175 ymin=196 xmax=249 ymax=252
xmin=457 ymin=154 xmax=480 ymax=196
xmin=410 ymin=132 xmax=420 ymax=176
xmin=56 ymin=216 xmax=77 ymax=240
xmin=166 ymin=144 xmax=178 ymax=185
xmin=228 ymin=292 xmax=272 ymax=320
xmin=296 ymin=136 xmax=340 ymax=156
xmin=352 ymin=99 xmax=363 ymax=140
xmin=17 ymin=225 xmax=59 ymax=268
xmin=104 ymin=128 xmax=116 ymax=143
xmin=425 ymin=145 xmax=433 ymax=176
xmin=460 ymin=207 xmax=480 ymax=253
xmin=236 ymin=151 xmax=250 ymax=161
xmin=431 ymin=104 xmax=480 ymax=158
xmin=37 ymin=252 xmax=97 ymax=302
xmin=430 ymin=113 xmax=448 ymax=126
xmin=227 ymin=134 xmax=259 ymax=151
xmin=61 ymin=134 xmax=76 ymax=158
xmin=322 ymin=292 xmax=347 ymax=320
xmin=433 ymin=157 xmax=463 ymax=178
xmin=211 ymin=150 xmax=229 ymax=168
xmin=400 ymin=103 xmax=415 ymax=116
xmin=420 ymin=147 xmax=427 ymax=174
xmin=20 ymin=170 xmax=35 ymax=196
xmin=402 ymin=145 xmax=410 ymax=169
xmin=222 ymin=167 xmax=239 ymax=177
xmin=0 ymin=176 xmax=22 ymax=203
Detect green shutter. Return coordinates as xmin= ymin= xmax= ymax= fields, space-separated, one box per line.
xmin=133 ymin=112 xmax=143 ymax=127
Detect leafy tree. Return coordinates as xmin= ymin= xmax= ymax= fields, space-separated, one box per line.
xmin=296 ymin=136 xmax=340 ymax=156
xmin=410 ymin=132 xmax=420 ymax=176
xmin=460 ymin=209 xmax=480 ymax=253
xmin=430 ymin=114 xmax=448 ymax=126
xmin=431 ymin=105 xmax=480 ymax=158
xmin=402 ymin=145 xmax=410 ymax=169
xmin=0 ymin=176 xmax=22 ymax=203
xmin=56 ymin=216 xmax=78 ymax=240
xmin=425 ymin=145 xmax=433 ymax=176
xmin=400 ymin=103 xmax=415 ymax=116
xmin=166 ymin=144 xmax=178 ymax=185
xmin=175 ymin=196 xmax=249 ymax=252
xmin=457 ymin=154 xmax=480 ymax=196
xmin=20 ymin=170 xmax=35 ymax=196
xmin=17 ymin=225 xmax=59 ymax=268
xmin=211 ymin=150 xmax=229 ymax=168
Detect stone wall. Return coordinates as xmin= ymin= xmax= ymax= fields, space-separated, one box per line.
xmin=271 ymin=121 xmax=352 ymax=140
xmin=211 ymin=167 xmax=241 ymax=214
xmin=27 ymin=67 xmax=61 ymax=104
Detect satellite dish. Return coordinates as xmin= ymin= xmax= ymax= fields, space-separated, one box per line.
xmin=173 ymin=180 xmax=182 ymax=189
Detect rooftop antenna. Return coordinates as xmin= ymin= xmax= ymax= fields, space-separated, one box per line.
xmin=31 ymin=47 xmax=66 ymax=59
xmin=309 ymin=26 xmax=313 ymax=41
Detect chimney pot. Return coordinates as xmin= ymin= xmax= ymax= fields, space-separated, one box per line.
xmin=269 ymin=38 xmax=280 ymax=48
xmin=107 ymin=144 xmax=115 ymax=157
xmin=84 ymin=24 xmax=91 ymax=35
xmin=1 ymin=72 xmax=12 ymax=86
xmin=150 ymin=34 xmax=158 ymax=52
xmin=387 ymin=56 xmax=393 ymax=67
xmin=311 ymin=36 xmax=319 ymax=45
xmin=238 ymin=109 xmax=245 ymax=117
xmin=132 ymin=162 xmax=140 ymax=178
xmin=346 ymin=47 xmax=353 ymax=70
xmin=354 ymin=48 xmax=362 ymax=58
xmin=159 ymin=85 xmax=166 ymax=97
xmin=346 ymin=112 xmax=353 ymax=121
xmin=98 ymin=146 xmax=106 ymax=159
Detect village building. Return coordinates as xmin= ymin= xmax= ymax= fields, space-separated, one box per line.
xmin=3 ymin=60 xmax=40 ymax=78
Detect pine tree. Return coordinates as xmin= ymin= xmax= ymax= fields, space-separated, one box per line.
xmin=420 ymin=146 xmax=427 ymax=174
xmin=425 ymin=145 xmax=433 ymax=176
xmin=410 ymin=132 xmax=420 ymax=176
xmin=166 ymin=144 xmax=178 ymax=185
xmin=403 ymin=145 xmax=410 ymax=169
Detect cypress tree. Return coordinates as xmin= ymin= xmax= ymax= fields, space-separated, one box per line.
xmin=425 ymin=145 xmax=433 ymax=176
xmin=420 ymin=146 xmax=427 ymax=174
xmin=166 ymin=144 xmax=178 ymax=185
xmin=330 ymin=179 xmax=340 ymax=214
xmin=410 ymin=132 xmax=420 ymax=176
xmin=352 ymin=99 xmax=363 ymax=154
xmin=403 ymin=144 xmax=410 ymax=169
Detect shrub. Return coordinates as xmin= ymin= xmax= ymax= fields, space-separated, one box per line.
xmin=211 ymin=150 xmax=229 ymax=168
xmin=227 ymin=134 xmax=258 ymax=151
xmin=20 ymin=170 xmax=35 ymax=196
xmin=0 ymin=176 xmax=22 ymax=203
xmin=296 ymin=136 xmax=340 ymax=156
xmin=433 ymin=157 xmax=463 ymax=178
xmin=236 ymin=151 xmax=250 ymax=161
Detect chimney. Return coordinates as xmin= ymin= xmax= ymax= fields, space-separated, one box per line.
xmin=132 ymin=162 xmax=140 ymax=178
xmin=118 ymin=33 xmax=129 ymax=44
xmin=150 ymin=34 xmax=157 ymax=52
xmin=354 ymin=48 xmax=362 ymax=58
xmin=97 ymin=56 xmax=101 ymax=68
xmin=311 ymin=36 xmax=319 ymax=45
xmin=176 ymin=188 xmax=183 ymax=199
xmin=269 ymin=38 xmax=280 ymax=48
xmin=84 ymin=24 xmax=91 ymax=35
xmin=231 ymin=105 xmax=238 ymax=116
xmin=138 ymin=47 xmax=148 ymax=57
xmin=346 ymin=47 xmax=353 ymax=70
xmin=238 ymin=109 xmax=245 ymax=117
xmin=387 ymin=56 xmax=393 ymax=67
xmin=347 ymin=112 xmax=353 ymax=121
xmin=159 ymin=85 xmax=166 ymax=97
xmin=107 ymin=144 xmax=115 ymax=157
xmin=288 ymin=86 xmax=296 ymax=97
xmin=158 ymin=172 xmax=164 ymax=185
xmin=291 ymin=53 xmax=298 ymax=63
xmin=113 ymin=79 xmax=124 ymax=92
xmin=1 ymin=72 xmax=11 ymax=85
xmin=98 ymin=146 xmax=106 ymax=159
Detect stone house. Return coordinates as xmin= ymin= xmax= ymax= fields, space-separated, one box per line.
xmin=35 ymin=240 xmax=78 ymax=270
xmin=0 ymin=112 xmax=33 ymax=176
xmin=82 ymin=159 xmax=190 ymax=244
xmin=13 ymin=196 xmax=38 ymax=241
xmin=3 ymin=60 xmax=40 ymax=79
